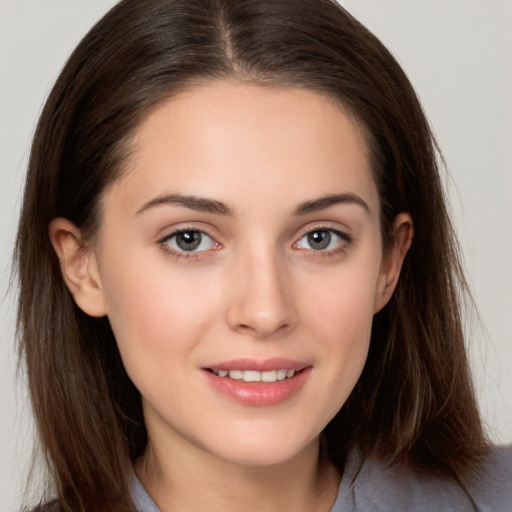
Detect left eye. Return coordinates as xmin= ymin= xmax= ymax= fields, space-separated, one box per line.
xmin=295 ymin=229 xmax=346 ymax=251
xmin=164 ymin=230 xmax=216 ymax=252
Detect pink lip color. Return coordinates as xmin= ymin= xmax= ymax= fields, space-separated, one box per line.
xmin=208 ymin=358 xmax=309 ymax=372
xmin=202 ymin=359 xmax=312 ymax=406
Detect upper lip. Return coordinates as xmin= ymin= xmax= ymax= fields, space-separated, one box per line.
xmin=205 ymin=358 xmax=310 ymax=372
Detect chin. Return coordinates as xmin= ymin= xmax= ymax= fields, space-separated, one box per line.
xmin=202 ymin=430 xmax=320 ymax=468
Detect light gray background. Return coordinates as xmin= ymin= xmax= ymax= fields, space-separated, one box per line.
xmin=1 ymin=1 xmax=511 ymax=510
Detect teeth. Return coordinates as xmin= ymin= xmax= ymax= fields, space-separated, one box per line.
xmin=213 ymin=368 xmax=298 ymax=382
xmin=261 ymin=370 xmax=277 ymax=383
xmin=277 ymin=369 xmax=287 ymax=381
xmin=243 ymin=370 xmax=261 ymax=382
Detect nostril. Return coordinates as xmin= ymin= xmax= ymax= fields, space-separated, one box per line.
xmin=234 ymin=321 xmax=291 ymax=339
xmin=225 ymin=279 xmax=297 ymax=338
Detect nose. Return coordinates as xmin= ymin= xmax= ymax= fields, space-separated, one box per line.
xmin=226 ymin=249 xmax=297 ymax=339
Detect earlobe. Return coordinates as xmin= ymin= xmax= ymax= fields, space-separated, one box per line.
xmin=49 ymin=218 xmax=108 ymax=317
xmin=374 ymin=213 xmax=413 ymax=313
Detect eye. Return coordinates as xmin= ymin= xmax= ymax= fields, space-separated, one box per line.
xmin=163 ymin=229 xmax=216 ymax=253
xmin=295 ymin=228 xmax=348 ymax=251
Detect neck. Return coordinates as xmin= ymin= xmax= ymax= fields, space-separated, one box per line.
xmin=135 ymin=437 xmax=339 ymax=512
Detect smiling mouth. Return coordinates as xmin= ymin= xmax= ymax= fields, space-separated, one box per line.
xmin=207 ymin=368 xmax=302 ymax=383
xmin=204 ymin=364 xmax=311 ymax=405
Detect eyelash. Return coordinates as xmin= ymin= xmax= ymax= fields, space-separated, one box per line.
xmin=158 ymin=227 xmax=219 ymax=261
xmin=157 ymin=226 xmax=352 ymax=261
xmin=294 ymin=227 xmax=352 ymax=259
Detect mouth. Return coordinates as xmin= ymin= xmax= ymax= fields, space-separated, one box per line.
xmin=202 ymin=359 xmax=311 ymax=406
xmin=206 ymin=368 xmax=302 ymax=383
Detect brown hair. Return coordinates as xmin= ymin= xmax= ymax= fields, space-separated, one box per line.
xmin=15 ymin=0 xmax=488 ymax=510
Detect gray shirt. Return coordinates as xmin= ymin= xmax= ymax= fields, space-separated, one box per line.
xmin=131 ymin=446 xmax=512 ymax=511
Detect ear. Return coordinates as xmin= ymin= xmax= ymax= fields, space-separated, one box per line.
xmin=49 ymin=218 xmax=108 ymax=317
xmin=374 ymin=213 xmax=413 ymax=313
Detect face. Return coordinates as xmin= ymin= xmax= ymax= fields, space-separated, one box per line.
xmin=53 ymin=81 xmax=410 ymax=468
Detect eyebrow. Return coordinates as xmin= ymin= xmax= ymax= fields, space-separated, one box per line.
xmin=293 ymin=193 xmax=370 ymax=215
xmin=136 ymin=192 xmax=370 ymax=217
xmin=136 ymin=194 xmax=235 ymax=216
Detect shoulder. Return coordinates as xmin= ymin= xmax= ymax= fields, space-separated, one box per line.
xmin=332 ymin=446 xmax=512 ymax=512
xmin=467 ymin=445 xmax=512 ymax=511
xmin=27 ymin=500 xmax=61 ymax=512
xmin=131 ymin=472 xmax=161 ymax=512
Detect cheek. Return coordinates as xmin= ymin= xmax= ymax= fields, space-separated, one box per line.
xmin=319 ymin=287 xmax=373 ymax=381
xmin=100 ymin=256 xmax=221 ymax=375
xmin=304 ymin=257 xmax=380 ymax=340
xmin=300 ymin=259 xmax=380 ymax=397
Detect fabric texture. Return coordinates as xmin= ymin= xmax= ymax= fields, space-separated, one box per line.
xmin=131 ymin=446 xmax=512 ymax=512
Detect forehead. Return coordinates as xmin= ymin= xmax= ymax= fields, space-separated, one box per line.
xmin=105 ymin=80 xmax=378 ymax=216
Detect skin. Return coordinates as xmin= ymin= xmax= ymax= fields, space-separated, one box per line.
xmin=50 ymin=81 xmax=412 ymax=512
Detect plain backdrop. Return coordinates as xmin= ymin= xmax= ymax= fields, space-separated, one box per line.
xmin=1 ymin=1 xmax=511 ymax=510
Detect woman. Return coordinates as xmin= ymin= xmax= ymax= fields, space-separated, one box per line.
xmin=14 ymin=0 xmax=511 ymax=510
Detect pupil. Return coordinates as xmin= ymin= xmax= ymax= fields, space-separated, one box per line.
xmin=308 ymin=230 xmax=330 ymax=250
xmin=176 ymin=231 xmax=201 ymax=251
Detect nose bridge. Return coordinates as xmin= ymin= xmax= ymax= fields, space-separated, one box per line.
xmin=226 ymin=240 xmax=296 ymax=338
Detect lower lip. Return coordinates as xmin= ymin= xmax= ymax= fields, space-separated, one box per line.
xmin=203 ymin=368 xmax=311 ymax=406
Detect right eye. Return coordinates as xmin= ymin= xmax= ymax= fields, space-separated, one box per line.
xmin=162 ymin=229 xmax=217 ymax=253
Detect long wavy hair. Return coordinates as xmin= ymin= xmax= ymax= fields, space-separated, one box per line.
xmin=15 ymin=0 xmax=487 ymax=510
